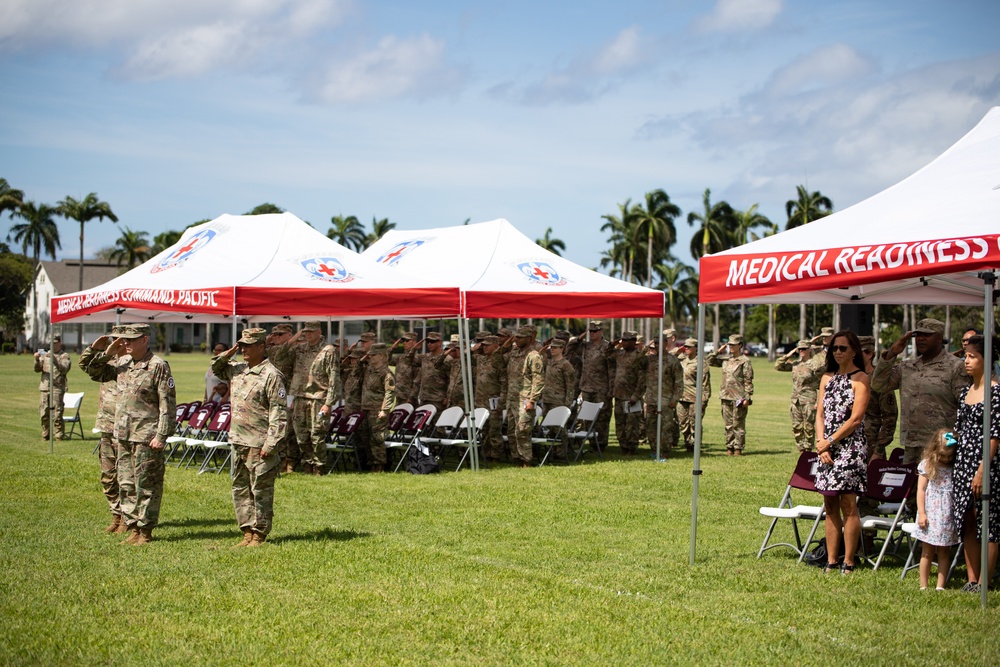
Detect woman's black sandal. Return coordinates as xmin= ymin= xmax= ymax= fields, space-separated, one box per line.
xmin=823 ymin=563 xmax=837 ymax=574
xmin=841 ymin=563 xmax=855 ymax=575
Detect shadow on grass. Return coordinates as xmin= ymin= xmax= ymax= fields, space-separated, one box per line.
xmin=273 ymin=527 xmax=370 ymax=544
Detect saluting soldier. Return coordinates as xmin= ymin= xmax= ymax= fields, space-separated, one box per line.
xmin=774 ymin=339 xmax=826 ymax=452
xmin=34 ymin=333 xmax=71 ymax=440
xmin=212 ymin=328 xmax=287 ymax=547
xmin=505 ymin=325 xmax=545 ymax=467
xmin=634 ymin=337 xmax=684 ymax=457
xmin=607 ymin=330 xmax=642 ymax=454
xmin=858 ymin=336 xmax=898 ymax=461
xmin=265 ymin=323 xmax=295 ymax=468
xmin=390 ymin=332 xmax=420 ymax=405
xmin=300 ymin=335 xmax=341 ymax=474
xmin=83 ymin=324 xmax=176 ymax=545
xmin=567 ymin=320 xmax=612 ymax=448
xmin=809 ymin=326 xmax=836 ymax=369
xmin=445 ymin=337 xmax=466 ymax=408
xmin=707 ymin=334 xmax=754 ymax=456
xmin=338 ymin=347 xmax=365 ymax=413
xmin=541 ymin=338 xmax=576 ymax=459
xmin=415 ymin=331 xmax=449 ymax=413
xmin=474 ymin=335 xmax=507 ymax=461
xmin=677 ymin=338 xmax=711 ymax=451
xmin=358 ymin=343 xmax=396 ymax=472
xmin=79 ymin=325 xmax=128 ymax=533
xmin=269 ymin=321 xmax=327 ymax=473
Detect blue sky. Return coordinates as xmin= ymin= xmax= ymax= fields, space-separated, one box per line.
xmin=1 ymin=0 xmax=998 ymax=274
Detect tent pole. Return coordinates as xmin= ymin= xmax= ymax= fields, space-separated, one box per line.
xmin=655 ymin=318 xmax=664 ymax=462
xmin=873 ymin=304 xmax=880 ymax=356
xmin=48 ymin=330 xmax=54 ymax=455
xmin=690 ymin=303 xmax=707 ymax=565
xmin=980 ymin=270 xmax=995 ymax=609
xmin=459 ymin=317 xmax=478 ymax=471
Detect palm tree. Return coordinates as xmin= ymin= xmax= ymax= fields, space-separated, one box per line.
xmin=688 ymin=188 xmax=736 ymax=346
xmin=535 ymin=227 xmax=566 ymax=256
xmin=786 ymin=185 xmax=834 ymax=337
xmin=8 ymin=201 xmax=61 ymax=347
xmin=732 ymin=204 xmax=773 ymax=246
xmin=655 ymin=260 xmax=698 ymax=327
xmin=634 ymin=189 xmax=681 ymax=289
xmin=600 ymin=199 xmax=640 ymax=283
xmin=327 ymin=215 xmax=366 ymax=252
xmin=0 ymin=178 xmax=24 ymax=219
xmin=109 ymin=227 xmax=151 ymax=269
xmin=365 ymin=217 xmax=397 ymax=248
xmin=151 ymin=230 xmax=182 ymax=255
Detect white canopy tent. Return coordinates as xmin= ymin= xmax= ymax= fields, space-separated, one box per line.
xmin=692 ymin=108 xmax=999 ymax=607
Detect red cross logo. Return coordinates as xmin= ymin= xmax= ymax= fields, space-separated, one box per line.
xmin=383 ymin=246 xmax=406 ymax=263
xmin=316 ymin=263 xmax=337 ymax=276
xmin=532 ymin=266 xmax=550 ymax=280
xmin=170 ymin=238 xmax=200 ymax=259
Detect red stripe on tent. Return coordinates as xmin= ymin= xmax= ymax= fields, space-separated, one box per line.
xmin=52 ymin=288 xmax=235 ymax=323
xmin=699 ymin=234 xmax=1000 ymax=303
xmin=465 ymin=291 xmax=664 ymax=319
xmin=236 ymin=287 xmax=461 ymax=318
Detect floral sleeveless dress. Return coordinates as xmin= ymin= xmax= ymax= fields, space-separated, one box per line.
xmin=815 ymin=371 xmax=867 ymax=495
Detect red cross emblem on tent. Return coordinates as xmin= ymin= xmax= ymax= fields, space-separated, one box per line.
xmin=151 ymin=229 xmax=217 ymax=273
xmin=377 ymin=240 xmax=425 ymax=266
xmin=301 ymin=257 xmax=354 ymax=283
xmin=517 ymin=261 xmax=566 ymax=286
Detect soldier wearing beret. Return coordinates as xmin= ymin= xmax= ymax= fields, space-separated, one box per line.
xmin=678 ymin=338 xmax=711 ymax=451
xmin=505 ymin=325 xmax=545 ymax=466
xmin=775 ymin=339 xmax=826 ymax=452
xmin=707 ymin=334 xmax=754 ymax=455
xmin=213 ymin=329 xmax=288 ymax=546
xmin=34 ymin=332 xmax=71 ymax=440
xmin=83 ymin=324 xmax=176 ymax=545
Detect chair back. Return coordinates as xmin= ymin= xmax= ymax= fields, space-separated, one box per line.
xmin=388 ymin=407 xmax=410 ymax=431
xmin=175 ymin=403 xmax=190 ymax=424
xmin=887 ymin=448 xmax=904 ymax=463
xmin=413 ymin=403 xmax=438 ymax=425
xmin=432 ymin=405 xmax=464 ymax=429
xmin=472 ymin=407 xmax=490 ymax=429
xmin=183 ymin=401 xmax=203 ymax=421
xmin=394 ymin=403 xmax=414 ymax=417
xmin=206 ymin=409 xmax=231 ymax=433
xmin=337 ymin=411 xmax=365 ymax=435
xmin=188 ymin=405 xmax=216 ymax=430
xmin=789 ymin=451 xmax=821 ymax=492
xmin=539 ymin=405 xmax=572 ymax=429
xmin=863 ymin=460 xmax=917 ymax=503
xmin=62 ymin=392 xmax=85 ymax=409
xmin=577 ymin=401 xmax=603 ymax=422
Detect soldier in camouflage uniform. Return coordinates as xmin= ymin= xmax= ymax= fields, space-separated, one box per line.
xmin=678 ymin=338 xmax=711 ymax=451
xmin=607 ymin=330 xmax=642 ymax=454
xmin=505 ymin=325 xmax=545 ymax=466
xmin=390 ymin=332 xmax=420 ymax=405
xmin=445 ymin=340 xmax=466 ymax=408
xmin=809 ymin=326 xmax=835 ymax=370
xmin=358 ymin=343 xmax=396 ymax=472
xmin=34 ymin=333 xmax=71 ymax=440
xmin=567 ymin=321 xmax=612 ymax=449
xmin=871 ymin=318 xmax=967 ymax=464
xmin=212 ymin=329 xmax=287 ymax=546
xmin=415 ymin=331 xmax=449 ymax=413
xmin=707 ymin=333 xmax=754 ymax=455
xmin=337 ymin=348 xmax=365 ymax=413
xmin=858 ymin=336 xmax=898 ymax=460
xmin=83 ymin=324 xmax=176 ymax=545
xmin=541 ymin=339 xmax=576 ymax=458
xmin=265 ymin=323 xmax=294 ymax=470
xmin=634 ymin=337 xmax=684 ymax=457
xmin=300 ymin=336 xmax=340 ymax=473
xmin=474 ymin=335 xmax=507 ymax=461
xmin=270 ymin=321 xmax=327 ymax=474
xmin=79 ymin=325 xmax=128 ymax=533
xmin=774 ymin=339 xmax=826 ymax=452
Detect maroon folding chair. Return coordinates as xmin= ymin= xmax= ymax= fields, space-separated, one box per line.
xmin=326 ymin=411 xmax=367 ymax=473
xmin=859 ymin=459 xmax=918 ymax=569
xmin=757 ymin=451 xmax=826 ymax=562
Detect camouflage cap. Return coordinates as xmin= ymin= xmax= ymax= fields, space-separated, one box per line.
xmin=796 ymin=339 xmax=810 ymax=349
xmin=820 ymin=326 xmax=835 ymax=337
xmin=554 ymin=329 xmax=571 ymax=340
xmin=482 ymin=335 xmax=499 ymax=345
xmin=475 ymin=330 xmax=491 ymax=341
xmin=498 ymin=327 xmax=513 ymax=337
xmin=516 ymin=325 xmax=536 ymax=338
xmin=426 ymin=331 xmax=442 ymax=341
xmin=349 ymin=348 xmax=364 ymax=359
xmin=301 ymin=321 xmax=322 ymax=332
xmin=450 ymin=333 xmax=460 ymax=343
xmin=684 ymin=337 xmax=698 ymax=348
xmin=369 ymin=342 xmax=389 ymax=355
xmin=359 ymin=331 xmax=376 ymax=342
xmin=270 ymin=323 xmax=294 ymax=335
xmin=110 ymin=325 xmax=126 ymax=336
xmin=118 ymin=324 xmax=151 ymax=339
xmin=621 ymin=330 xmax=638 ymax=341
xmin=728 ymin=334 xmax=744 ymax=345
xmin=238 ymin=328 xmax=268 ymax=345
xmin=550 ymin=338 xmax=566 ymax=348
xmin=662 ymin=328 xmax=676 ymax=338
xmin=857 ymin=335 xmax=876 ymax=350
xmin=588 ymin=320 xmax=603 ymax=332
xmin=913 ymin=318 xmax=945 ymax=336
xmin=52 ymin=333 xmax=62 ymax=342
xmin=402 ymin=331 xmax=418 ymax=341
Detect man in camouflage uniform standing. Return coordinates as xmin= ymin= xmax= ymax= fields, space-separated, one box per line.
xmin=505 ymin=325 xmax=544 ymax=467
xmin=568 ymin=321 xmax=612 ymax=449
xmin=34 ymin=333 xmax=71 ymax=440
xmin=607 ymin=330 xmax=642 ymax=454
xmin=677 ymin=338 xmax=711 ymax=452
xmin=859 ymin=336 xmax=898 ymax=461
xmin=541 ymin=338 xmax=576 ymax=459
xmin=83 ymin=324 xmax=176 ymax=545
xmin=474 ymin=335 xmax=507 ymax=461
xmin=708 ymin=334 xmax=754 ymax=456
xmin=415 ymin=331 xmax=449 ymax=413
xmin=445 ymin=339 xmax=466 ymax=408
xmin=265 ymin=324 xmax=295 ymax=470
xmin=270 ymin=322 xmax=328 ymax=474
xmin=774 ymin=339 xmax=825 ymax=452
xmin=212 ymin=329 xmax=287 ymax=546
xmin=390 ymin=332 xmax=420 ymax=406
xmin=79 ymin=325 xmax=127 ymax=533
xmin=635 ymin=337 xmax=684 ymax=457
xmin=358 ymin=343 xmax=396 ymax=472
xmin=301 ymin=334 xmax=340 ymax=474
xmin=810 ymin=326 xmax=835 ymax=369
xmin=872 ymin=318 xmax=966 ymax=465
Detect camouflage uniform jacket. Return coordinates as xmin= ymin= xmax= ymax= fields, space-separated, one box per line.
xmin=415 ymin=352 xmax=449 ymax=405
xmin=635 ymin=352 xmax=684 ymax=406
xmin=542 ymin=357 xmax=577 ymax=407
xmin=774 ymin=355 xmax=825 ymax=403
xmin=871 ymin=348 xmax=967 ymax=449
xmin=304 ymin=344 xmax=340 ymax=401
xmin=79 ymin=346 xmax=124 ymax=433
xmin=571 ymin=338 xmax=610 ymax=396
xmin=271 ymin=339 xmax=325 ymax=398
xmin=474 ymin=350 xmax=507 ymax=406
xmin=266 ymin=343 xmax=294 ymax=389
xmin=335 ymin=360 xmax=365 ymax=409
xmin=34 ymin=350 xmax=71 ymax=391
xmin=361 ymin=364 xmax=396 ymax=413
xmin=391 ymin=348 xmax=418 ymax=402
xmin=607 ymin=347 xmax=641 ymax=401
xmin=707 ymin=351 xmax=754 ymax=401
xmin=446 ymin=355 xmax=465 ymax=407
xmin=506 ymin=346 xmax=544 ymax=406
xmin=212 ymin=356 xmax=287 ymax=451
xmin=680 ymin=355 xmax=711 ymax=403
xmin=865 ymin=368 xmax=899 ymax=452
xmin=85 ymin=349 xmax=176 ymax=442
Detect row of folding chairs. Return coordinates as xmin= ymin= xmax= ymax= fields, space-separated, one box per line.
xmin=499 ymin=400 xmax=605 ymax=466
xmin=165 ymin=401 xmax=233 ymax=474
xmin=757 ymin=449 xmax=920 ymax=571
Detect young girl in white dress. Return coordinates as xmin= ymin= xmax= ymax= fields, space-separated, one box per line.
xmin=914 ymin=428 xmax=960 ymax=590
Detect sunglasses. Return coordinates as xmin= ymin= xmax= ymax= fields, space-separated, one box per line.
xmin=962 ymin=338 xmax=974 ymax=344
xmin=831 ymin=345 xmax=851 ymax=353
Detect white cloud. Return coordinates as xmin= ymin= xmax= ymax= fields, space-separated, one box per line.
xmin=695 ymin=0 xmax=783 ymax=33
xmin=591 ymin=26 xmax=645 ymax=76
xmin=763 ymin=43 xmax=875 ymax=97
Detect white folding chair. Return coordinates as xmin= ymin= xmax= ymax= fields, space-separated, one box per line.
xmin=437 ymin=408 xmax=490 ymax=471
xmin=567 ymin=401 xmax=604 ymax=462
xmin=388 ymin=405 xmax=438 ymax=472
xmin=898 ymin=522 xmax=963 ymax=583
xmin=532 ymin=406 xmax=573 ymax=466
xmin=859 ymin=460 xmax=918 ymax=570
xmin=757 ymin=451 xmax=826 ymax=563
xmin=419 ymin=406 xmax=465 ymax=448
xmin=61 ymin=392 xmax=86 ymax=440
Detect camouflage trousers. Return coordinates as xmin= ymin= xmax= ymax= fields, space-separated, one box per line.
xmin=506 ymin=402 xmax=535 ymax=464
xmin=677 ymin=400 xmax=708 ymax=449
xmin=118 ymin=440 xmax=165 ymax=529
xmin=39 ymin=389 xmax=65 ymax=439
xmin=580 ymin=391 xmax=612 ymax=449
xmin=232 ymin=445 xmax=279 ymax=537
xmin=790 ymin=398 xmax=817 ymax=452
xmin=720 ymin=399 xmax=748 ymax=452
xmin=476 ymin=400 xmax=505 ymax=459
xmin=292 ymin=397 xmax=327 ymax=468
xmin=613 ymin=398 xmax=642 ymax=452
xmin=98 ymin=432 xmax=121 ymax=516
xmin=361 ymin=411 xmax=388 ymax=466
xmin=645 ymin=403 xmax=678 ymax=456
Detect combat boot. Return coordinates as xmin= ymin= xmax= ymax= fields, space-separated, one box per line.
xmin=302 ymin=462 xmax=314 ymax=475
xmin=113 ymin=518 xmax=130 ymax=534
xmin=281 ymin=459 xmax=295 ymax=474
xmin=122 ymin=526 xmax=140 ymax=544
xmin=133 ymin=527 xmax=153 ymax=545
xmin=247 ymin=532 xmax=266 ymax=547
xmin=234 ymin=529 xmax=254 ymax=548
xmin=104 ymin=514 xmax=122 ymax=533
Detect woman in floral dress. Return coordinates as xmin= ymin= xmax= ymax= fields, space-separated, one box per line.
xmin=952 ymin=334 xmax=1000 ymax=592
xmin=815 ymin=331 xmax=870 ymax=574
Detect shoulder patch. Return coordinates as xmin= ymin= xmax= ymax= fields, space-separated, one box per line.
xmin=278 ymin=387 xmax=286 ymax=399
xmin=167 ymin=377 xmax=175 ymax=388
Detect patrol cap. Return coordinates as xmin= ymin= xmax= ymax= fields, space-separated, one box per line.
xmin=550 ymin=338 xmax=566 ymax=349
xmin=369 ymin=342 xmax=389 ymax=355
xmin=662 ymin=328 xmax=676 ymax=338
xmin=857 ymin=336 xmax=876 ymax=350
xmin=270 ymin=323 xmax=293 ymax=335
xmin=621 ymin=330 xmax=638 ymax=341
xmin=684 ymin=337 xmax=698 ymax=348
xmin=820 ymin=327 xmax=835 ymax=337
xmin=498 ymin=327 xmax=513 ymax=337
xmin=238 ymin=328 xmax=267 ymax=345
xmin=450 ymin=334 xmax=460 ymax=343
xmin=482 ymin=335 xmax=499 ymax=346
xmin=426 ymin=331 xmax=442 ymax=342
xmin=728 ymin=334 xmax=744 ymax=345
xmin=588 ymin=320 xmax=603 ymax=332
xmin=110 ymin=325 xmax=126 ymax=336
xmin=349 ymin=348 xmax=364 ymax=359
xmin=475 ymin=330 xmax=491 ymax=341
xmin=554 ymin=329 xmax=571 ymax=340
xmin=913 ymin=318 xmax=945 ymax=336
xmin=796 ymin=339 xmax=810 ymax=349
xmin=118 ymin=324 xmax=151 ymax=339
xmin=301 ymin=321 xmax=322 ymax=332
xmin=359 ymin=332 xmax=376 ymax=342
xmin=402 ymin=331 xmax=418 ymax=341
xmin=52 ymin=333 xmax=62 ymax=342
xmin=516 ymin=325 xmax=536 ymax=338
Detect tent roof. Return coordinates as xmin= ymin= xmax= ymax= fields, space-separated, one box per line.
xmin=362 ymin=219 xmax=664 ymax=318
xmin=51 ymin=212 xmax=461 ymax=324
xmin=699 ymin=107 xmax=1000 ymax=305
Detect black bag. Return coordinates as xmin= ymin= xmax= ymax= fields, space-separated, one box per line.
xmin=804 ymin=538 xmax=827 ymax=567
xmin=406 ymin=445 xmax=440 ymax=474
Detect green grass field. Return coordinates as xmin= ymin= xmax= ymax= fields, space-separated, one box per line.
xmin=1 ymin=352 xmax=997 ymax=666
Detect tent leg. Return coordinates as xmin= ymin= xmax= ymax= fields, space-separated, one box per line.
xmin=655 ymin=318 xmax=663 ymax=462
xmin=691 ymin=304 xmax=707 ymax=566
xmin=980 ymin=270 xmax=995 ymax=609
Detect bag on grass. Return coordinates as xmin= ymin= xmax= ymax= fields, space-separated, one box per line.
xmin=406 ymin=443 xmax=440 ymax=475
xmin=804 ymin=538 xmax=827 ymax=567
